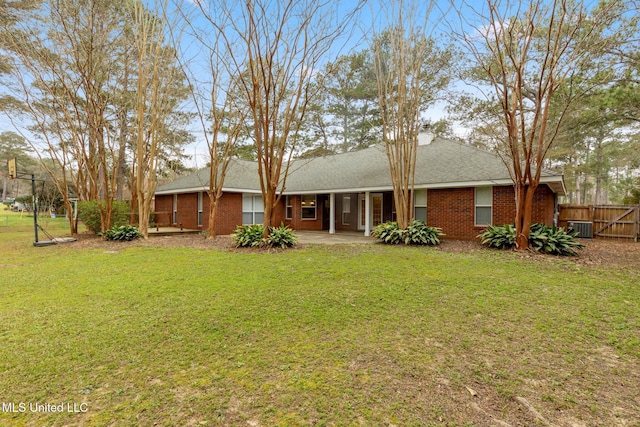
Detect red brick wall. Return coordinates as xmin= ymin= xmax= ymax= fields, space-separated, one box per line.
xmin=493 ymin=185 xmax=556 ymax=226
xmin=156 ymin=185 xmax=557 ymax=238
xmin=427 ymin=185 xmax=556 ymax=240
xmin=174 ymin=193 xmax=198 ymax=229
xmin=154 ymin=192 xmax=243 ymax=235
xmin=428 ymin=187 xmax=476 ymax=240
xmin=154 ymin=195 xmax=173 ymax=225
xmin=282 ymin=194 xmax=323 ymax=231
xmin=207 ymin=192 xmax=243 ymax=235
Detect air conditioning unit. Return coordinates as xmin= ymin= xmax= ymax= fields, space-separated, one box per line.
xmin=568 ymin=221 xmax=593 ymax=239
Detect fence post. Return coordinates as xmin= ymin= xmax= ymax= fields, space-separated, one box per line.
xmin=633 ymin=205 xmax=640 ymax=243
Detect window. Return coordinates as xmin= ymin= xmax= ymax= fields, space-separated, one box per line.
xmin=414 ymin=189 xmax=427 ymax=222
xmin=172 ymin=194 xmax=178 ymax=224
xmin=285 ymin=195 xmax=292 ymax=220
xmin=301 ymin=194 xmax=316 ymax=220
xmin=242 ymin=194 xmax=264 ymax=225
xmin=197 ymin=192 xmax=203 ymax=227
xmin=475 ymin=187 xmax=492 ymax=226
xmin=342 ymin=196 xmax=351 ymax=224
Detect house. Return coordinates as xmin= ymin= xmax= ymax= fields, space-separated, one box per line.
xmin=154 ymin=137 xmax=565 ymax=240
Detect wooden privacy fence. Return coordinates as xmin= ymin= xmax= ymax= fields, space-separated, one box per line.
xmin=558 ymin=204 xmax=640 ymax=241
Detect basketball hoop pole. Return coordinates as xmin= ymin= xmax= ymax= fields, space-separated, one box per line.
xmin=8 ymin=159 xmax=56 ymax=246
xmin=31 ymin=173 xmax=39 ymax=244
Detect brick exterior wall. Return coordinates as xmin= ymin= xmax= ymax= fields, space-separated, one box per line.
xmin=427 ymin=185 xmax=556 ymax=240
xmin=427 ymin=187 xmax=476 ymax=240
xmin=154 ymin=192 xmax=243 ymax=235
xmin=155 ymin=184 xmax=557 ymax=239
xmin=154 ymin=195 xmax=173 ymax=226
xmin=281 ymin=194 xmax=324 ymax=231
xmin=492 ymin=185 xmax=555 ymax=226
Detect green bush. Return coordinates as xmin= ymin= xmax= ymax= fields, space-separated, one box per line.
xmin=478 ymin=223 xmax=584 ymax=256
xmin=528 ymin=223 xmax=584 ymax=256
xmin=77 ymin=201 xmax=130 ymax=234
xmin=372 ymin=221 xmax=405 ymax=244
xmin=99 ymin=225 xmax=142 ymax=241
xmin=477 ymin=224 xmax=516 ymax=249
xmin=267 ymin=224 xmax=298 ymax=248
xmin=233 ymin=224 xmax=267 ymax=248
xmin=233 ymin=223 xmax=298 ymax=248
xmin=405 ymin=220 xmax=443 ymax=245
xmin=373 ymin=220 xmax=443 ymax=246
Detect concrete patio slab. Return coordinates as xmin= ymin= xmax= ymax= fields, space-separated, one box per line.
xmin=148 ymin=227 xmax=201 ymax=236
xmin=295 ymin=231 xmax=375 ymax=244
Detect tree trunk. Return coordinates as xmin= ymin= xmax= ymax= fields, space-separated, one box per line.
xmin=206 ymin=194 xmax=219 ymax=239
xmin=262 ymin=188 xmax=275 ymax=238
xmin=514 ymin=183 xmax=537 ymax=251
xmin=138 ymin=193 xmax=151 ymax=239
xmin=63 ymin=197 xmax=77 ymax=235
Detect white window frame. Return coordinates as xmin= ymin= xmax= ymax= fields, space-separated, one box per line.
xmin=475 ymin=186 xmax=493 ymax=226
xmin=342 ymin=195 xmax=351 ymax=225
xmin=172 ymin=194 xmax=178 ymax=224
xmin=414 ymin=189 xmax=427 ymax=222
xmin=285 ymin=195 xmax=293 ymax=220
xmin=197 ymin=192 xmax=203 ymax=227
xmin=242 ymin=194 xmax=264 ymax=225
xmin=301 ymin=194 xmax=317 ymax=220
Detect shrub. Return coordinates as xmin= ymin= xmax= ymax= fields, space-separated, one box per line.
xmin=233 ymin=224 xmax=267 ymax=248
xmin=233 ymin=223 xmax=298 ymax=248
xmin=477 ymin=224 xmax=516 ymax=249
xmin=528 ymin=223 xmax=584 ymax=256
xmin=478 ymin=223 xmax=584 ymax=256
xmin=99 ymin=225 xmax=142 ymax=241
xmin=372 ymin=221 xmax=405 ymax=244
xmin=405 ymin=220 xmax=443 ymax=245
xmin=77 ymin=201 xmax=130 ymax=234
xmin=267 ymin=224 xmax=298 ymax=248
xmin=373 ymin=220 xmax=443 ymax=246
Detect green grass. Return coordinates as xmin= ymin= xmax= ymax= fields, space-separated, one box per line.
xmin=0 ymin=208 xmax=73 ymax=235
xmin=1 ymin=220 xmax=639 ymax=426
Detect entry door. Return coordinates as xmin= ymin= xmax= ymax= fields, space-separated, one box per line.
xmin=358 ymin=193 xmax=383 ymax=230
xmin=372 ymin=194 xmax=383 ymax=225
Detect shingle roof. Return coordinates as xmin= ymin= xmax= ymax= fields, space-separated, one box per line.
xmin=155 ymin=138 xmax=565 ymax=195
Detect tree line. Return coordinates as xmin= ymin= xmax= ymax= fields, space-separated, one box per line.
xmin=1 ymin=0 xmax=638 ymax=249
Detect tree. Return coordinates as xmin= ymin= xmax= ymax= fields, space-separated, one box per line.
xmin=454 ymin=0 xmax=625 ymax=250
xmin=178 ymin=3 xmax=250 ymax=239
xmin=128 ymin=0 xmax=191 ymax=239
xmin=0 ymin=131 xmax=37 ymax=199
xmin=372 ymin=0 xmax=456 ymax=229
xmin=310 ymin=50 xmax=381 ymax=154
xmin=191 ymin=0 xmax=363 ymax=237
xmin=1 ymin=0 xmax=192 ymax=235
xmin=1 ymin=0 xmax=131 ymax=233
xmin=0 ymin=0 xmax=39 ymax=76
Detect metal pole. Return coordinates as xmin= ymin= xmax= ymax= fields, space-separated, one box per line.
xmin=32 ymin=173 xmax=39 ymax=244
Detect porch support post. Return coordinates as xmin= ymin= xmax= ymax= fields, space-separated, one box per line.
xmin=329 ymin=193 xmax=336 ymax=234
xmin=364 ymin=191 xmax=371 ymax=237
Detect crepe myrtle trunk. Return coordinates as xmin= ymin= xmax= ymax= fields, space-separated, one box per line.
xmin=261 ymin=189 xmax=277 ymax=238
xmin=514 ymin=182 xmax=538 ymax=250
xmin=207 ymin=193 xmax=219 ymax=238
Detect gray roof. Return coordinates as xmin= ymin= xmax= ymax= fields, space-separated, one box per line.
xmin=156 ymin=138 xmax=565 ymax=195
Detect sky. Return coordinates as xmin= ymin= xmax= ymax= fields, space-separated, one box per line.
xmin=2 ymin=0 xmax=619 ymax=169
xmin=174 ymin=0 xmax=476 ymax=167
xmin=1 ymin=0 xmax=474 ymax=168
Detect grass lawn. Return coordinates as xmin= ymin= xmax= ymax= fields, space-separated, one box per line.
xmin=1 ymin=214 xmax=639 ymax=426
